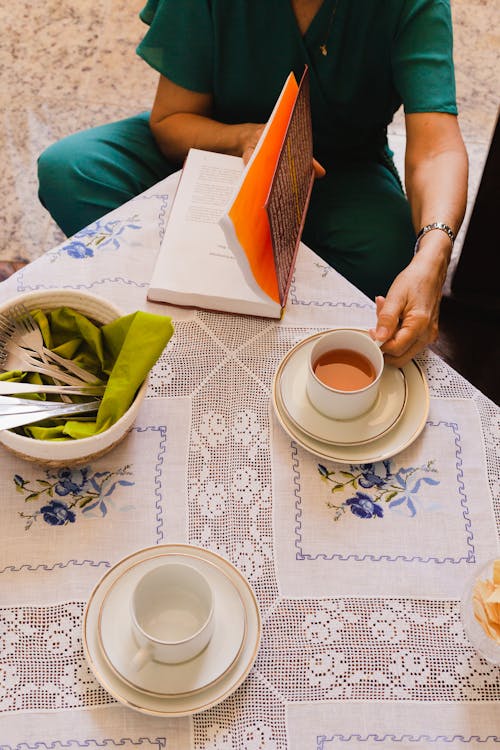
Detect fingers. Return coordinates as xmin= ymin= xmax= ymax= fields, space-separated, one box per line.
xmin=370 ymin=293 xmax=401 ymax=346
xmin=382 ymin=337 xmax=429 ymax=367
xmin=242 ymin=147 xmax=254 ymax=165
xmin=313 ymin=158 xmax=326 ymax=178
xmin=370 ymin=291 xmax=437 ymax=365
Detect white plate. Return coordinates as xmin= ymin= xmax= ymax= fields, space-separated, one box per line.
xmin=272 ymin=357 xmax=429 ymax=465
xmin=83 ymin=544 xmax=261 ymax=716
xmin=98 ymin=553 xmax=247 ymax=696
xmin=277 ymin=334 xmax=407 ymax=445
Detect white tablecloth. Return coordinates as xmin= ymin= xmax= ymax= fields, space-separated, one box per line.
xmin=1 ymin=173 xmax=499 ymax=748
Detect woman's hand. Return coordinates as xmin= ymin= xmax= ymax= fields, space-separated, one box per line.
xmin=242 ymin=125 xmax=326 ymax=179
xmin=370 ymin=233 xmax=450 ymax=366
xmin=241 ymin=125 xmax=265 ymax=164
xmin=371 ymin=111 xmax=468 ymax=367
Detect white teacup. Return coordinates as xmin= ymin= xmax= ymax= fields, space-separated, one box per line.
xmin=306 ymin=329 xmax=384 ymax=420
xmin=130 ymin=562 xmax=214 ymax=669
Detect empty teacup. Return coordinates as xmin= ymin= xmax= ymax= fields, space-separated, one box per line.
xmin=130 ymin=562 xmax=214 ymax=668
xmin=306 ymin=329 xmax=384 ymax=420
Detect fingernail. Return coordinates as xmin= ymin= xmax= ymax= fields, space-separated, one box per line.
xmin=376 ymin=326 xmax=389 ymax=341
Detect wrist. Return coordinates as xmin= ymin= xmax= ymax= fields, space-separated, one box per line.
xmin=411 ymin=231 xmax=451 ymax=286
xmin=414 ymin=222 xmax=455 ymax=255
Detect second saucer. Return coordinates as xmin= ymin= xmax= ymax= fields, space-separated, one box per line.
xmin=98 ymin=552 xmax=247 ymax=696
xmin=277 ymin=334 xmax=407 ymax=446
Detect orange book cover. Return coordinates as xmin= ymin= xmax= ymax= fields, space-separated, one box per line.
xmin=220 ymin=67 xmax=314 ymax=312
xmin=148 ymin=68 xmax=314 ymax=319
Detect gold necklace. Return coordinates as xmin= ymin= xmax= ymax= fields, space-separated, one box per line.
xmin=319 ymin=0 xmax=339 ymax=56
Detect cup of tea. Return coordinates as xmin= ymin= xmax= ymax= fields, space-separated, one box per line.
xmin=306 ymin=329 xmax=384 ymax=420
xmin=130 ymin=562 xmax=214 ymax=669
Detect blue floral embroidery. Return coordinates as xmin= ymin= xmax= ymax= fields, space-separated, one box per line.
xmin=40 ymin=500 xmax=76 ymax=526
xmin=15 ymin=465 xmax=134 ymax=530
xmin=65 ymin=240 xmax=94 ymax=259
xmin=51 ymin=215 xmax=142 ymax=261
xmin=318 ymin=459 xmax=439 ymax=521
xmin=346 ymin=492 xmax=384 ymax=519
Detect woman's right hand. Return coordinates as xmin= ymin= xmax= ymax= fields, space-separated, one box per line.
xmin=241 ymin=123 xmax=326 ymax=179
xmin=241 ymin=124 xmax=265 ymax=164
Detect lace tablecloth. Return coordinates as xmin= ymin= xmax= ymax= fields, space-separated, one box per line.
xmin=1 ymin=173 xmax=499 ymax=748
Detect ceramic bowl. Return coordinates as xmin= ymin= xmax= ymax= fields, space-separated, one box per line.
xmin=0 ymin=290 xmax=147 ymax=466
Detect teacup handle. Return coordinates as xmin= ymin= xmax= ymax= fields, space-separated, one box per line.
xmin=131 ymin=644 xmax=152 ymax=672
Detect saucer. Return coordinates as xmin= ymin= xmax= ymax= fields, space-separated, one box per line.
xmin=272 ymin=357 xmax=428 ymax=465
xmin=98 ymin=553 xmax=246 ymax=696
xmin=277 ymin=335 xmax=407 ymax=445
xmin=83 ymin=544 xmax=261 ymax=717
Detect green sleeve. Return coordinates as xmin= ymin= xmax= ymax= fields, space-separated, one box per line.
xmin=136 ymin=0 xmax=213 ymax=93
xmin=392 ymin=0 xmax=457 ymax=114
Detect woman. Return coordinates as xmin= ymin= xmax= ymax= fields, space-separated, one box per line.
xmin=37 ymin=0 xmax=468 ymax=366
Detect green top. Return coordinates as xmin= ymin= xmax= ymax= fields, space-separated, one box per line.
xmin=137 ymin=0 xmax=457 ymax=166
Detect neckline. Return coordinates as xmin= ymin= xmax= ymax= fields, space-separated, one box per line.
xmin=287 ymin=0 xmax=336 ymax=41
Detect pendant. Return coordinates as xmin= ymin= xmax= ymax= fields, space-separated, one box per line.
xmin=320 ymin=44 xmax=328 ymax=56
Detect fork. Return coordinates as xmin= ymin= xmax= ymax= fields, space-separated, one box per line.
xmin=2 ymin=308 xmax=76 ymax=402
xmin=6 ymin=305 xmax=102 ymax=384
xmin=0 ymin=345 xmax=89 ymax=386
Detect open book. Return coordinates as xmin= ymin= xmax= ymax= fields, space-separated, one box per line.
xmin=147 ymin=67 xmax=314 ymax=318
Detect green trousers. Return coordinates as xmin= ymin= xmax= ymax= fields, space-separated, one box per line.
xmin=38 ymin=111 xmax=415 ymax=299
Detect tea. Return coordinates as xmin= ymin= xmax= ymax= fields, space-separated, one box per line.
xmin=313 ymin=348 xmax=376 ymax=391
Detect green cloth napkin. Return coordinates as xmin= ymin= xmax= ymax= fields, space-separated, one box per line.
xmin=2 ymin=307 xmax=174 ymax=440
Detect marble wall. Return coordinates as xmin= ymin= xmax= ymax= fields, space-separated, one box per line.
xmin=1 ymin=0 xmax=499 ymax=278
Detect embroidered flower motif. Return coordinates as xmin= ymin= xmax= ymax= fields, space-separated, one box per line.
xmin=319 ymin=459 xmax=439 ymax=522
xmin=199 ymin=411 xmax=228 ymax=446
xmin=233 ymin=411 xmax=261 ymax=445
xmin=40 ymin=500 xmax=76 ymax=526
xmin=307 ymin=651 xmax=348 ymax=687
xmin=197 ymin=480 xmax=227 ymax=518
xmin=233 ymin=539 xmax=265 ymax=581
xmin=345 ymin=492 xmax=384 ymax=519
xmin=53 ymin=216 xmax=141 ymax=261
xmin=45 ymin=617 xmax=77 ymax=654
xmin=391 ymin=650 xmax=430 ymax=687
xmin=14 ymin=474 xmax=27 ymax=489
xmin=242 ymin=723 xmax=278 ymax=750
xmin=231 ymin=467 xmax=263 ymax=505
xmin=367 ymin=609 xmax=409 ymax=644
xmin=65 ymin=240 xmax=94 ymax=259
xmin=0 ymin=629 xmax=20 ymax=657
xmin=14 ymin=464 xmax=134 ymax=530
xmin=0 ymin=662 xmax=20 ymax=697
xmin=232 ymin=411 xmax=267 ymax=459
xmin=358 ymin=461 xmax=392 ymax=488
xmin=202 ymin=724 xmax=234 ymax=749
xmin=54 ymin=468 xmax=88 ymax=496
xmin=303 ymin=608 xmax=343 ymax=643
xmin=453 ymin=650 xmax=500 ymax=684
xmin=388 ymin=466 xmax=440 ymax=516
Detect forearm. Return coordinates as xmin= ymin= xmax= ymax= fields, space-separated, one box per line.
xmin=373 ymin=115 xmax=468 ymax=364
xmin=150 ymin=112 xmax=260 ymax=163
xmin=404 ymin=116 xmax=468 ymax=272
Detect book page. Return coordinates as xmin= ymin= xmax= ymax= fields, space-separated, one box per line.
xmin=148 ymin=150 xmax=281 ymax=317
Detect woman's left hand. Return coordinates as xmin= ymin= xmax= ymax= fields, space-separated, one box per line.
xmin=370 ymin=240 xmax=449 ymax=366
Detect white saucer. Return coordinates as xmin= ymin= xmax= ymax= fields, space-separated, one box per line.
xmin=98 ymin=553 xmax=247 ymax=696
xmin=272 ymin=356 xmax=429 ymax=465
xmin=277 ymin=335 xmax=407 ymax=445
xmin=83 ymin=544 xmax=261 ymax=717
